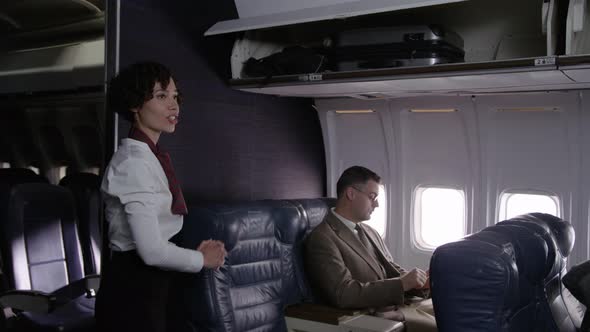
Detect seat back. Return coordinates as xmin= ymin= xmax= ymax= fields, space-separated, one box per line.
xmin=290 ymin=198 xmax=336 ymax=302
xmin=174 ymin=198 xmax=334 ymax=332
xmin=0 ymin=168 xmax=48 ymax=293
xmin=0 ymin=183 xmax=84 ymax=293
xmin=431 ymin=213 xmax=582 ymax=332
xmin=60 ymin=172 xmax=102 ymax=275
xmin=502 ymin=213 xmax=582 ymax=331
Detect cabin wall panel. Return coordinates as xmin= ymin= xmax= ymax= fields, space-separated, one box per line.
xmin=476 ymin=93 xmax=579 ymax=226
xmin=579 ymin=91 xmax=590 ymax=263
xmin=391 ymin=97 xmax=476 ymax=268
xmin=318 ymin=91 xmax=590 ymax=268
xmin=115 ymin=0 xmax=326 ymax=203
xmin=315 ymin=99 xmax=391 ymax=195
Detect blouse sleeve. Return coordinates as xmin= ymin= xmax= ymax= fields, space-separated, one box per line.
xmin=103 ymin=156 xmax=204 ymax=273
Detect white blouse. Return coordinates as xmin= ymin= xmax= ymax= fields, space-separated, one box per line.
xmin=101 ymin=138 xmax=203 ymax=273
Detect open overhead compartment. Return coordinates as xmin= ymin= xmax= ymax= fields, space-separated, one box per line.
xmin=547 ymin=1 xmax=590 ymax=86
xmin=0 ymin=39 xmax=104 ymax=94
xmin=232 ymin=57 xmax=585 ymax=98
xmin=202 ymin=0 xmax=587 ymax=97
xmin=558 ymin=55 xmax=590 ymax=83
xmin=205 ymin=0 xmax=468 ymax=36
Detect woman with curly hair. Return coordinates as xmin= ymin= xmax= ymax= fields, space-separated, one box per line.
xmin=95 ymin=62 xmax=226 ymax=332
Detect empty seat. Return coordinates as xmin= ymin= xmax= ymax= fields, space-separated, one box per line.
xmin=60 ymin=172 xmax=102 ymax=275
xmin=430 ymin=213 xmax=584 ymax=332
xmin=0 ymin=169 xmax=48 ymax=295
xmin=0 ymin=183 xmax=96 ymax=331
xmin=171 ymin=198 xmax=335 ymax=332
xmin=501 ymin=213 xmax=582 ymax=331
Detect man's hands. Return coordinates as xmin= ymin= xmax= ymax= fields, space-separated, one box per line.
xmin=197 ymin=239 xmax=227 ymax=269
xmin=400 ymin=268 xmax=428 ymax=291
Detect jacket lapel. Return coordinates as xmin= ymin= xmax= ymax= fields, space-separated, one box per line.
xmin=361 ymin=225 xmax=402 ymax=278
xmin=326 ymin=213 xmax=384 ymax=277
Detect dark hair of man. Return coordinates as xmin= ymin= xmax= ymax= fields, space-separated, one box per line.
xmin=107 ymin=61 xmax=182 ymax=122
xmin=336 ymin=166 xmax=381 ymax=199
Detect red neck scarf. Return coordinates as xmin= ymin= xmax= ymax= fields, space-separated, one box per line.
xmin=128 ymin=127 xmax=188 ymax=215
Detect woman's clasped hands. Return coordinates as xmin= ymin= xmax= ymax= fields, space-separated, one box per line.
xmin=198 ymin=239 xmax=227 ymax=269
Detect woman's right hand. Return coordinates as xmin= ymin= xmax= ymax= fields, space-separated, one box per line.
xmin=197 ymin=239 xmax=226 ymax=269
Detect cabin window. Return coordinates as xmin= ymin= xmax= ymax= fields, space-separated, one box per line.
xmin=0 ymin=162 xmax=9 ymax=168
xmin=58 ymin=166 xmax=68 ymax=181
xmin=364 ymin=184 xmax=387 ymax=237
xmin=498 ymin=192 xmax=560 ymax=221
xmin=84 ymin=167 xmax=100 ymax=175
xmin=28 ymin=166 xmax=39 ymax=175
xmin=414 ymin=187 xmax=466 ymax=249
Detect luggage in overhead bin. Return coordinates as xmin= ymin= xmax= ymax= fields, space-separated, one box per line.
xmin=327 ymin=25 xmax=465 ymax=71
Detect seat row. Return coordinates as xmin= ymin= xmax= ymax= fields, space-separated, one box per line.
xmin=0 ymin=168 xmax=102 ymax=331
xmin=0 ymin=167 xmax=585 ymax=331
xmin=170 ymin=200 xmax=587 ymax=332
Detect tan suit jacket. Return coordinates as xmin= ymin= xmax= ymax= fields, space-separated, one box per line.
xmin=304 ymin=211 xmax=436 ymax=332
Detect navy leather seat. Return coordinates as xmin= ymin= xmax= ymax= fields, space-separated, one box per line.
xmin=60 ymin=172 xmax=103 ymax=275
xmin=0 ymin=183 xmax=96 ymax=331
xmin=172 ymin=198 xmax=334 ymax=332
xmin=430 ymin=213 xmax=584 ymax=332
xmin=0 ymin=169 xmax=48 ymax=294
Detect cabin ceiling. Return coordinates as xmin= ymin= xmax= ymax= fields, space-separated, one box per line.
xmin=0 ymin=0 xmax=105 ymax=51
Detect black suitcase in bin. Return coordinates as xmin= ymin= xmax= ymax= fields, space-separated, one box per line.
xmin=327 ymin=25 xmax=465 ymax=71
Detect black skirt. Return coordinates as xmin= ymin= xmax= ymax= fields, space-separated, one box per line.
xmin=95 ymin=250 xmax=171 ymax=332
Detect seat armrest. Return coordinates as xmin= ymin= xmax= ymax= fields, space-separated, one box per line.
xmin=340 ymin=315 xmax=404 ymax=332
xmin=285 ymin=303 xmax=404 ymax=332
xmin=286 ymin=303 xmax=367 ymax=325
xmin=0 ymin=290 xmax=56 ymax=313
xmin=84 ymin=274 xmax=101 ymax=297
xmin=52 ymin=274 xmax=101 ymax=300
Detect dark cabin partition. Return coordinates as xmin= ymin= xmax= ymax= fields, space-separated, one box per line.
xmin=113 ymin=0 xmax=326 ymax=203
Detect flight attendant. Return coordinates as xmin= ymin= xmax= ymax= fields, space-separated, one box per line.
xmin=95 ymin=62 xmax=226 ymax=332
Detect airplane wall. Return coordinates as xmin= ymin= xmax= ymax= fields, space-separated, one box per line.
xmin=317 ymin=91 xmax=590 ymax=269
xmin=111 ymin=0 xmax=326 ymax=203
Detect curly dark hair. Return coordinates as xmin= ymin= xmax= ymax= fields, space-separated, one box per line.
xmin=107 ymin=62 xmax=181 ymax=122
xmin=336 ymin=166 xmax=381 ymax=199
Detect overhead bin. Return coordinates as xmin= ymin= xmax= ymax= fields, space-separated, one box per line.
xmin=205 ymin=0 xmax=582 ymax=97
xmin=232 ymin=57 xmax=582 ymax=98
xmin=205 ymin=0 xmax=468 ymax=36
xmin=0 ymin=39 xmax=104 ymax=94
xmin=558 ymin=55 xmax=590 ymax=83
xmin=565 ymin=0 xmax=590 ymax=55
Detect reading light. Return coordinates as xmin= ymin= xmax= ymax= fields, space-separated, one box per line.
xmin=334 ymin=109 xmax=375 ymax=114
xmin=409 ymin=109 xmax=457 ymax=113
xmin=496 ymin=107 xmax=560 ymax=112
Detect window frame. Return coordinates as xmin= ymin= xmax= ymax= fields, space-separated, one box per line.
xmin=497 ymin=189 xmax=561 ymax=222
xmin=412 ymin=185 xmax=467 ymax=251
xmin=364 ymin=183 xmax=387 ymax=238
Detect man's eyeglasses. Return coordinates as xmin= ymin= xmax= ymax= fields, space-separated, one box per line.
xmin=351 ymin=186 xmax=378 ymax=202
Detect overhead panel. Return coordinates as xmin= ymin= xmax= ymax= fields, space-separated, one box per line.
xmin=205 ymin=0 xmax=468 ymax=35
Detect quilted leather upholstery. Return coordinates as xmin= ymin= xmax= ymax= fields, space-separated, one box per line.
xmin=174 ymin=198 xmax=334 ymax=332
xmin=0 ymin=183 xmax=95 ymax=331
xmin=431 ymin=213 xmax=584 ymax=332
xmin=60 ymin=172 xmax=103 ymax=275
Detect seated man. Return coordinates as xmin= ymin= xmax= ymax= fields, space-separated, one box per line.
xmin=304 ymin=166 xmax=436 ymax=332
